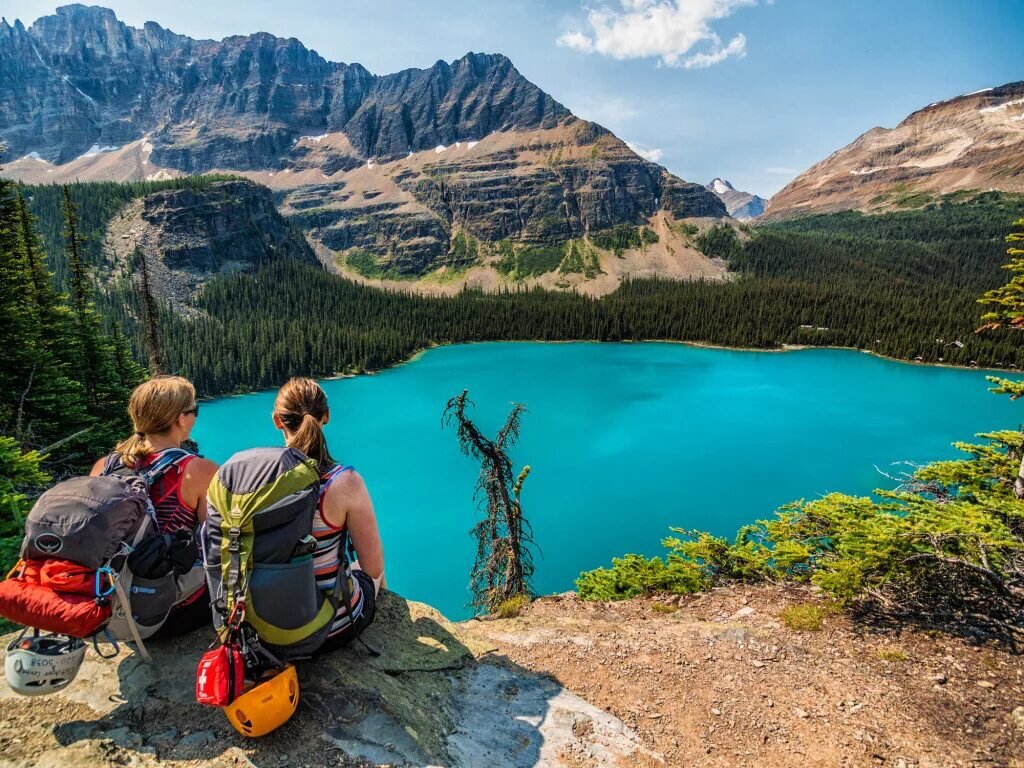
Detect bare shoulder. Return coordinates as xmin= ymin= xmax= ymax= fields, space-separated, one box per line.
xmin=327 ymin=468 xmax=369 ymax=500
xmin=185 ymin=456 xmax=219 ymax=482
xmin=88 ymin=457 xmax=107 ymax=477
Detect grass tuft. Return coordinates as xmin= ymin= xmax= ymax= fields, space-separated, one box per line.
xmin=876 ymin=647 xmax=909 ymax=662
xmin=780 ymin=603 xmax=825 ymax=631
xmin=493 ymin=593 xmax=531 ymax=619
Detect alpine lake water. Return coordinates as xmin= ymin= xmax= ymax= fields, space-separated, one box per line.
xmin=191 ymin=342 xmax=1022 ymax=620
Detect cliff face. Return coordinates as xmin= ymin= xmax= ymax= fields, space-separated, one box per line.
xmin=102 ymin=180 xmax=319 ymax=315
xmin=282 ymin=125 xmax=725 ymax=277
xmin=0 ymin=6 xmax=726 ymax=287
xmin=763 ymin=81 xmax=1024 ymax=220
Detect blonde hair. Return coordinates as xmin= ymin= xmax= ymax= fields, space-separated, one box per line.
xmin=274 ymin=377 xmax=334 ymax=472
xmin=115 ymin=376 xmax=197 ymax=467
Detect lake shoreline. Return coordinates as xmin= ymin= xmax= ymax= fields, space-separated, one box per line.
xmin=200 ymin=339 xmax=1011 ymax=401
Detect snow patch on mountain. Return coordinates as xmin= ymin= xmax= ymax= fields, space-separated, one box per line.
xmin=81 ymin=144 xmax=119 ymax=157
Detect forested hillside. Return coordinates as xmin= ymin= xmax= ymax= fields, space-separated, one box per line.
xmin=145 ymin=190 xmax=1024 ymax=394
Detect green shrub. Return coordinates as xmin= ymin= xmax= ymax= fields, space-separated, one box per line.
xmin=560 ymin=240 xmax=603 ymax=277
xmin=0 ymin=437 xmax=49 ymax=575
xmin=345 ymin=249 xmax=386 ymax=278
xmin=590 ymin=224 xmax=656 ymax=256
xmin=496 ymin=242 xmax=565 ymax=279
xmin=576 ymin=553 xmax=708 ymax=600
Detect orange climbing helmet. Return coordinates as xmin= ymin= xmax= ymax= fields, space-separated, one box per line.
xmin=224 ymin=664 xmax=299 ymax=737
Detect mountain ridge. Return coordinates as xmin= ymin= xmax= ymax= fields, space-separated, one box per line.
xmin=763 ymin=80 xmax=1024 ymax=220
xmin=0 ymin=4 xmax=727 ymax=287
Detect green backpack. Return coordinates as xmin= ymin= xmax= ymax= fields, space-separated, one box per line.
xmin=204 ymin=447 xmax=348 ymax=658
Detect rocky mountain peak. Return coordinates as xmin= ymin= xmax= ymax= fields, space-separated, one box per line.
xmin=1 ymin=5 xmax=727 ymax=290
xmin=706 ymin=178 xmax=766 ymax=221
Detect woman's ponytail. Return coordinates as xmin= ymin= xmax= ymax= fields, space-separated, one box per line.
xmin=114 ymin=432 xmax=154 ymax=468
xmin=274 ymin=378 xmax=334 ymax=472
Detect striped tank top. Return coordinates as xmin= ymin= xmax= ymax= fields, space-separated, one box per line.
xmin=313 ymin=463 xmax=365 ymax=637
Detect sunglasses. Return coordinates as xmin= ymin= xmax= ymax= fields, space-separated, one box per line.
xmin=184 ymin=404 xmax=200 ymax=417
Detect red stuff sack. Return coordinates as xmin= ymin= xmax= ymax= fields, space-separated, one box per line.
xmin=196 ymin=643 xmax=247 ymax=707
xmin=0 ymin=560 xmax=111 ymax=637
xmin=39 ymin=559 xmax=97 ymax=596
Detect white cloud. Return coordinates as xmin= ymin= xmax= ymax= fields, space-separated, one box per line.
xmin=557 ymin=0 xmax=758 ymax=69
xmin=626 ymin=141 xmax=664 ymax=163
xmin=680 ymin=33 xmax=746 ymax=69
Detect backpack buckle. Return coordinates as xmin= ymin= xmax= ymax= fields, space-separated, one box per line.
xmin=227 ymin=527 xmax=241 ymax=552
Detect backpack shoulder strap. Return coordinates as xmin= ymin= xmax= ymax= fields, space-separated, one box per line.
xmin=100 ymin=452 xmax=124 ymax=477
xmin=137 ymin=447 xmax=194 ymax=487
xmin=318 ymin=464 xmax=353 ymax=502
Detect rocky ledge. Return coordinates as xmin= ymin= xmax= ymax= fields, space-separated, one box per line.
xmin=0 ymin=594 xmax=660 ymax=768
xmin=6 ymin=585 xmax=1015 ymax=767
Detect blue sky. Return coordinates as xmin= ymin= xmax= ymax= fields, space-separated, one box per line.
xmin=3 ymin=0 xmax=1021 ymax=196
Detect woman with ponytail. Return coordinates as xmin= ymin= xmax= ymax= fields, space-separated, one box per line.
xmin=273 ymin=377 xmax=385 ymax=649
xmin=90 ymin=375 xmax=218 ymax=634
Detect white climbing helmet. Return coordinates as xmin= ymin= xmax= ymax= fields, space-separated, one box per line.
xmin=5 ymin=632 xmax=86 ymax=696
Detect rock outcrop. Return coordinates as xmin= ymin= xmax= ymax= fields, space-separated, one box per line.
xmin=763 ymin=81 xmax=1024 ymax=221
xmin=102 ymin=180 xmax=319 ymax=315
xmin=0 ymin=5 xmax=726 ymax=287
xmin=0 ymin=594 xmax=662 ymax=768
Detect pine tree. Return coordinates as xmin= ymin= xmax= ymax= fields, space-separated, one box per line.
xmin=0 ymin=176 xmax=37 ymax=438
xmin=978 ymin=218 xmax=1024 ymax=333
xmin=133 ymin=246 xmax=164 ymax=374
xmin=62 ymin=185 xmax=102 ymax=403
xmin=443 ymin=390 xmax=535 ymax=613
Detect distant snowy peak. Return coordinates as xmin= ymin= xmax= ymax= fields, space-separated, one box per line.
xmin=710 ymin=178 xmax=735 ymax=195
xmin=706 ymin=178 xmax=767 ymax=221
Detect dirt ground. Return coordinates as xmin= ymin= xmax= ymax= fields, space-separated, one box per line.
xmin=464 ymin=585 xmax=1024 ymax=768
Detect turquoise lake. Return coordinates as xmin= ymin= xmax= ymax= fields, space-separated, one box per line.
xmin=191 ymin=342 xmax=1022 ymax=619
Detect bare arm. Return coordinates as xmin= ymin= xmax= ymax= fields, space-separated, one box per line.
xmin=89 ymin=457 xmax=106 ymax=477
xmin=323 ymin=470 xmax=385 ymax=586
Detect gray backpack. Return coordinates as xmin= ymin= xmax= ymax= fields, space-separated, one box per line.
xmin=204 ymin=447 xmax=351 ymax=660
xmin=18 ymin=449 xmax=192 ymax=659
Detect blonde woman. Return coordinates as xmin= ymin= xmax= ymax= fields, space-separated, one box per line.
xmin=90 ymin=375 xmax=218 ymax=634
xmin=272 ymin=377 xmax=385 ymax=650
